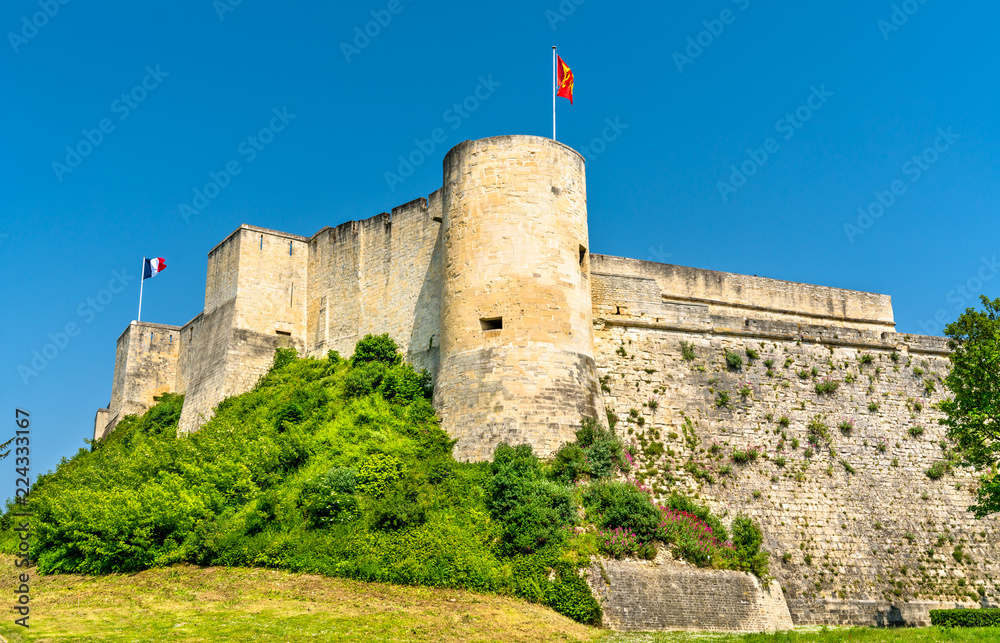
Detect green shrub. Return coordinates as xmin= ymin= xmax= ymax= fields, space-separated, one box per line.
xmin=930 ymin=609 xmax=1000 ymax=627
xmin=680 ymin=341 xmax=696 ymax=362
xmin=546 ymin=563 xmax=602 ymax=625
xmin=725 ymin=350 xmax=743 ymax=370
xmin=552 ymin=418 xmax=626 ymax=484
xmin=299 ymin=467 xmax=361 ymax=527
xmin=270 ymin=347 xmax=298 ymax=372
xmin=489 ymin=443 xmax=575 ymax=554
xmin=356 ymin=453 xmax=404 ymax=496
xmin=372 ymin=483 xmax=427 ymax=531
xmin=807 ymin=417 xmax=830 ymax=445
xmin=351 ymin=333 xmax=402 ymax=367
xmin=909 ymin=426 xmax=925 ymax=438
xmin=730 ymin=514 xmax=769 ymax=579
xmin=342 ymin=361 xmax=389 ymax=398
xmin=584 ymin=481 xmax=660 ymax=541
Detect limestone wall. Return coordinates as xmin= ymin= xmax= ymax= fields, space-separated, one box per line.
xmin=306 ymin=192 xmax=443 ymax=375
xmin=436 ymin=136 xmax=605 ymax=461
xmin=587 ymin=557 xmax=793 ymax=632
xmin=591 ymin=256 xmax=1000 ymax=626
xmin=593 ymin=255 xmax=896 ymax=334
xmin=94 ymin=321 xmax=180 ymax=440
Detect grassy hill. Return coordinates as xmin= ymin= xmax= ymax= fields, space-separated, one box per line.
xmin=0 ymin=557 xmax=600 ymax=642
xmin=0 ymin=335 xmax=770 ymax=630
xmin=0 ymin=558 xmax=996 ymax=642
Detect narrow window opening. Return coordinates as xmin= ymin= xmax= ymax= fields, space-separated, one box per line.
xmin=150 ymin=332 xmax=153 ymax=342
xmin=579 ymin=245 xmax=587 ymax=266
xmin=169 ymin=334 xmax=172 ymax=343
xmin=260 ymin=234 xmax=263 ymax=250
xmin=480 ymin=317 xmax=503 ymax=331
xmin=289 ymin=241 xmax=293 ymax=255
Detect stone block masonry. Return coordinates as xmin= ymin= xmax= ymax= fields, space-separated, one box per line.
xmin=92 ymin=133 xmax=995 ymax=629
xmin=588 ymin=556 xmax=793 ymax=632
xmin=590 ymin=254 xmax=999 ymax=626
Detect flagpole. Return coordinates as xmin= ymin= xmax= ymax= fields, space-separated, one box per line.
xmin=552 ymin=46 xmax=557 ymax=141
xmin=138 ymin=256 xmax=145 ymax=322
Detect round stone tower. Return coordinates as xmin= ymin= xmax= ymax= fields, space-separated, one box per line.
xmin=436 ymin=135 xmax=605 ymax=461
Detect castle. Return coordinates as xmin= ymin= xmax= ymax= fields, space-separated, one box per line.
xmin=95 ymin=135 xmax=999 ymax=630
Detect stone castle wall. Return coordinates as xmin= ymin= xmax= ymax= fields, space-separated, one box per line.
xmin=590 ymin=254 xmax=998 ymax=626
xmin=587 ymin=557 xmax=793 ymax=632
xmin=306 ymin=192 xmax=443 ymax=375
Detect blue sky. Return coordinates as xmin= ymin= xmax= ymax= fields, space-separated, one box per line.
xmin=2 ymin=1 xmax=998 ymax=478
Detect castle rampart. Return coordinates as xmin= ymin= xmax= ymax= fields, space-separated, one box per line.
xmin=587 ymin=258 xmax=996 ymax=626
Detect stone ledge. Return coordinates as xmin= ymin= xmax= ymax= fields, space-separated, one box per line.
xmin=587 ymin=555 xmax=793 ymax=633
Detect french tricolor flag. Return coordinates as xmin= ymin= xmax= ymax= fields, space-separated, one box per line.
xmin=143 ymin=257 xmax=167 ymax=279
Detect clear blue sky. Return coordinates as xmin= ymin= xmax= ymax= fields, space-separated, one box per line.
xmin=2 ymin=1 xmax=998 ymax=478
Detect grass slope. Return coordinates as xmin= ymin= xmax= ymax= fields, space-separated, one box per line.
xmin=0 ymin=557 xmax=994 ymax=642
xmin=0 ymin=558 xmax=599 ymax=642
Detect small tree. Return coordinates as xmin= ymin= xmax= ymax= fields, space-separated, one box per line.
xmin=940 ymin=296 xmax=1000 ymax=517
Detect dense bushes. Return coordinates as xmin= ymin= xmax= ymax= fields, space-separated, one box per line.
xmin=3 ymin=332 xmax=773 ymax=626
xmin=930 ymin=608 xmax=1000 ymax=627
xmin=488 ymin=444 xmax=575 ymax=554
xmin=583 ymin=484 xmax=770 ymax=580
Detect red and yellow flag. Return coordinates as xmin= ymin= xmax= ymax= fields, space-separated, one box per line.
xmin=556 ymin=55 xmax=574 ymax=104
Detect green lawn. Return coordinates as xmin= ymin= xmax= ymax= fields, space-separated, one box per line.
xmin=0 ymin=558 xmax=995 ymax=642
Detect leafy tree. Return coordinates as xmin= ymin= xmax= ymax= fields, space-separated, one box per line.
xmin=941 ymin=296 xmax=1000 ymax=517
